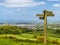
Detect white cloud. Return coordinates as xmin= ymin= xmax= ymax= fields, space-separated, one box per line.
xmin=5 ymin=0 xmax=33 ymax=3
xmin=53 ymin=4 xmax=60 ymax=7
xmin=0 ymin=0 xmax=46 ymax=7
xmin=48 ymin=0 xmax=59 ymax=1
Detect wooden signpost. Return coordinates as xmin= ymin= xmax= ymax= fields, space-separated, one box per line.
xmin=36 ymin=10 xmax=54 ymax=45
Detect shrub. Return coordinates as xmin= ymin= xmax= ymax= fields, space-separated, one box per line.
xmin=0 ymin=24 xmax=26 ymax=34
xmin=37 ymin=36 xmax=44 ymax=42
xmin=51 ymin=39 xmax=60 ymax=45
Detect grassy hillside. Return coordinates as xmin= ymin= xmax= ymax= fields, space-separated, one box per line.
xmin=0 ymin=25 xmax=60 ymax=45
xmin=0 ymin=34 xmax=60 ymax=45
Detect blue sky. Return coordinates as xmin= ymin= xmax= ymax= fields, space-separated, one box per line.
xmin=0 ymin=0 xmax=60 ymax=23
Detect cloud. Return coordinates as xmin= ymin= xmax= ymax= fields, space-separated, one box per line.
xmin=48 ymin=0 xmax=59 ymax=1
xmin=0 ymin=0 xmax=46 ymax=7
xmin=53 ymin=4 xmax=60 ymax=7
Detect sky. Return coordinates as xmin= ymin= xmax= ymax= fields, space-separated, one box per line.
xmin=0 ymin=0 xmax=60 ymax=23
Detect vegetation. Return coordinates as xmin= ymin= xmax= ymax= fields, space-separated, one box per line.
xmin=0 ymin=24 xmax=32 ymax=34
xmin=0 ymin=24 xmax=60 ymax=45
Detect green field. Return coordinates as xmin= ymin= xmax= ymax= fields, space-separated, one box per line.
xmin=0 ymin=33 xmax=60 ymax=45
xmin=0 ymin=25 xmax=60 ymax=45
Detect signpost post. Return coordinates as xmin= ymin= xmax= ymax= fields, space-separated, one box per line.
xmin=36 ymin=10 xmax=54 ymax=45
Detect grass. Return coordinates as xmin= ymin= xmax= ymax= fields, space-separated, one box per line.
xmin=0 ymin=33 xmax=60 ymax=45
xmin=0 ymin=35 xmax=41 ymax=45
xmin=0 ymin=30 xmax=60 ymax=45
xmin=0 ymin=25 xmax=60 ymax=45
xmin=0 ymin=38 xmax=18 ymax=45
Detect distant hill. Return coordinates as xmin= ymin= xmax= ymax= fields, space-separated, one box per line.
xmin=0 ymin=19 xmax=60 ymax=24
xmin=0 ymin=19 xmax=37 ymax=24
